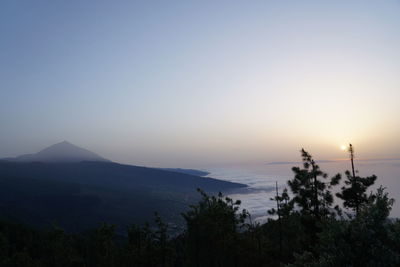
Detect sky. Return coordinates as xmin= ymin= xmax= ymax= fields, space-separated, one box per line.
xmin=1 ymin=0 xmax=399 ymax=168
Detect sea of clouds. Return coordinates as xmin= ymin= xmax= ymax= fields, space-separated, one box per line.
xmin=205 ymin=159 xmax=400 ymax=221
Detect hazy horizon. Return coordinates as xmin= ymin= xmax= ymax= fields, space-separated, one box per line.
xmin=1 ymin=1 xmax=399 ymax=168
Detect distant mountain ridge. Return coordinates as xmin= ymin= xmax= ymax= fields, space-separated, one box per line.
xmin=0 ymin=161 xmax=244 ymax=193
xmin=3 ymin=141 xmax=110 ymax=163
xmin=160 ymin=168 xmax=210 ymax=177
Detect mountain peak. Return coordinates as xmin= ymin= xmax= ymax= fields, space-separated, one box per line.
xmin=5 ymin=141 xmax=110 ymax=163
xmin=60 ymin=140 xmax=72 ymax=145
xmin=44 ymin=141 xmax=77 ymax=150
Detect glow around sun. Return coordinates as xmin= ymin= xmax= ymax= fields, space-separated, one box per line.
xmin=340 ymin=145 xmax=347 ymax=151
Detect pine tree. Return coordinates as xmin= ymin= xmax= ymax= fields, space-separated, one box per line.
xmin=336 ymin=144 xmax=377 ymax=215
xmin=268 ymin=187 xmax=293 ymax=218
xmin=288 ymin=149 xmax=341 ymax=219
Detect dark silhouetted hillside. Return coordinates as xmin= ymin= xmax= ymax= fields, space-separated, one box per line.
xmin=0 ymin=161 xmax=244 ymax=232
xmin=0 ymin=142 xmax=244 ymax=232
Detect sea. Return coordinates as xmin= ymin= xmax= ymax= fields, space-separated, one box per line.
xmin=204 ymin=159 xmax=400 ymax=222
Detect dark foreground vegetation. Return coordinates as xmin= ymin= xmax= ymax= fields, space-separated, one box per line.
xmin=1 ymin=148 xmax=400 ymax=266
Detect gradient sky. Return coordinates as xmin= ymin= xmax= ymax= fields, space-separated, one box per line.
xmin=1 ymin=0 xmax=399 ymax=167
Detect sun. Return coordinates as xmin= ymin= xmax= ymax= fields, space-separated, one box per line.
xmin=340 ymin=144 xmax=347 ymax=151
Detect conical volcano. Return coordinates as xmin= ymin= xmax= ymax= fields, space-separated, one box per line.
xmin=6 ymin=141 xmax=110 ymax=162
